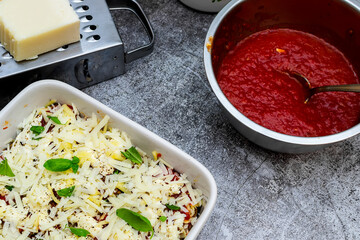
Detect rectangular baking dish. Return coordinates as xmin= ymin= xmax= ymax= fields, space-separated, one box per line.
xmin=0 ymin=80 xmax=217 ymax=239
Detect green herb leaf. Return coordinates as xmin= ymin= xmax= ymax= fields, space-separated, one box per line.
xmin=44 ymin=158 xmax=72 ymax=172
xmin=71 ymin=156 xmax=80 ymax=173
xmin=113 ymin=169 xmax=120 ymax=174
xmin=5 ymin=185 xmax=14 ymax=191
xmin=116 ymin=208 xmax=153 ymax=238
xmin=69 ymin=227 xmax=90 ymax=237
xmin=32 ymin=137 xmax=43 ymax=141
xmin=30 ymin=126 xmax=44 ymax=136
xmin=71 ymin=164 xmax=79 ymax=173
xmin=71 ymin=156 xmax=80 ymax=164
xmin=57 ymin=186 xmax=75 ymax=197
xmin=0 ymin=158 xmax=15 ymax=177
xmin=44 ymin=157 xmax=80 ymax=173
xmin=121 ymin=147 xmax=142 ymax=164
xmin=165 ymin=204 xmax=181 ymax=211
xmin=159 ymin=216 xmax=167 ymax=222
xmin=47 ymin=115 xmax=62 ymax=125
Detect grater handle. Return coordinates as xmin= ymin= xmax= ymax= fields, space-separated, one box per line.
xmin=106 ymin=0 xmax=155 ymax=63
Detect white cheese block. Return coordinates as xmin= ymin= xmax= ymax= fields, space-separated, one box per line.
xmin=0 ymin=0 xmax=80 ymax=61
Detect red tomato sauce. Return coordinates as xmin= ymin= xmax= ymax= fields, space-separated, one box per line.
xmin=216 ymin=29 xmax=360 ymax=137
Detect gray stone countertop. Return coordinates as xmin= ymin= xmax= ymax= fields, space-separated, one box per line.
xmin=71 ymin=0 xmax=360 ymax=239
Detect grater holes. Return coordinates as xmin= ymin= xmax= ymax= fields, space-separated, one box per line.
xmin=83 ymin=25 xmax=97 ymax=32
xmin=76 ymin=5 xmax=89 ymax=13
xmin=80 ymin=15 xmax=93 ymax=22
xmin=56 ymin=45 xmax=69 ymax=52
xmin=86 ymin=35 xmax=101 ymax=42
xmin=2 ymin=52 xmax=12 ymax=59
xmin=83 ymin=59 xmax=92 ymax=82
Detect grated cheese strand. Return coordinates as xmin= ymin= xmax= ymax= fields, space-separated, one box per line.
xmin=0 ymin=102 xmax=204 ymax=240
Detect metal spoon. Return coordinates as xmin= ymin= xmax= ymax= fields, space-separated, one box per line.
xmin=285 ymin=71 xmax=360 ymax=103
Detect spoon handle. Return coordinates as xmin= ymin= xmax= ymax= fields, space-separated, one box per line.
xmin=314 ymin=84 xmax=360 ymax=94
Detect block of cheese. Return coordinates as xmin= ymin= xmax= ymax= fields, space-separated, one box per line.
xmin=0 ymin=0 xmax=80 ymax=61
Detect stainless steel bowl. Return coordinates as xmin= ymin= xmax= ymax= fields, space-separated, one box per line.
xmin=204 ymin=0 xmax=360 ymax=153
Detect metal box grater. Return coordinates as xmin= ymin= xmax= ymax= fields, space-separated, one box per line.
xmin=0 ymin=0 xmax=154 ymax=89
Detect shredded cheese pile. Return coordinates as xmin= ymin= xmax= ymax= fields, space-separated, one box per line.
xmin=0 ymin=102 xmax=203 ymax=239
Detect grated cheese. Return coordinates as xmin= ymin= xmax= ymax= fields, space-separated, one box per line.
xmin=0 ymin=102 xmax=204 ymax=239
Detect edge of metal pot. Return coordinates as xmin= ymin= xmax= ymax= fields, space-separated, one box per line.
xmin=203 ymin=0 xmax=360 ymax=153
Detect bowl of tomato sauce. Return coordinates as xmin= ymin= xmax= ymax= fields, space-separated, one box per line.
xmin=204 ymin=0 xmax=360 ymax=153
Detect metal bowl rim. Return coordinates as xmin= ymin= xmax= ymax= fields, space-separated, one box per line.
xmin=204 ymin=0 xmax=360 ymax=146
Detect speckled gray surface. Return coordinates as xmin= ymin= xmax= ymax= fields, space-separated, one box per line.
xmin=74 ymin=0 xmax=360 ymax=240
xmin=80 ymin=0 xmax=360 ymax=239
xmin=5 ymin=0 xmax=360 ymax=239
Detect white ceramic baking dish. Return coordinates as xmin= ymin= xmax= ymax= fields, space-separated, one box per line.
xmin=0 ymin=80 xmax=217 ymax=239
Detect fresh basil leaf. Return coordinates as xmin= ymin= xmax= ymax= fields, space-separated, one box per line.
xmin=159 ymin=216 xmax=167 ymax=222
xmin=47 ymin=115 xmax=62 ymax=125
xmin=57 ymin=186 xmax=75 ymax=197
xmin=116 ymin=208 xmax=153 ymax=238
xmin=43 ymin=158 xmax=72 ymax=172
xmin=5 ymin=185 xmax=14 ymax=191
xmin=71 ymin=156 xmax=80 ymax=173
xmin=113 ymin=169 xmax=120 ymax=174
xmin=44 ymin=157 xmax=80 ymax=173
xmin=0 ymin=158 xmax=15 ymax=177
xmin=30 ymin=126 xmax=44 ymax=136
xmin=165 ymin=204 xmax=181 ymax=211
xmin=69 ymin=227 xmax=90 ymax=237
xmin=121 ymin=147 xmax=142 ymax=164
xmin=71 ymin=164 xmax=79 ymax=174
xmin=71 ymin=156 xmax=80 ymax=165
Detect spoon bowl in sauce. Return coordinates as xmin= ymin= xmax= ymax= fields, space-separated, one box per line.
xmin=204 ymin=0 xmax=360 ymax=153
xmin=284 ymin=71 xmax=360 ymax=103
